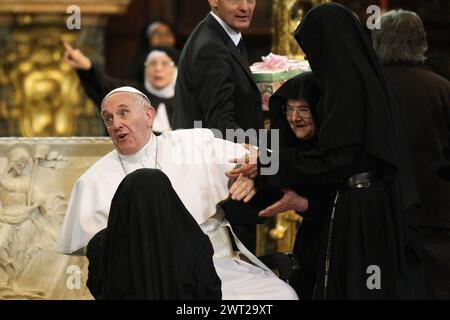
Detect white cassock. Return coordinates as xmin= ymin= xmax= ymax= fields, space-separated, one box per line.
xmin=58 ymin=128 xmax=298 ymax=300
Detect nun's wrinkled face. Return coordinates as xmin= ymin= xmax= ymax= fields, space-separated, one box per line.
xmin=101 ymin=92 xmax=155 ymax=155
xmin=145 ymin=54 xmax=175 ymax=89
xmin=209 ymin=0 xmax=256 ymax=32
xmin=284 ymin=98 xmax=317 ymax=140
xmin=149 ymin=23 xmax=176 ymax=48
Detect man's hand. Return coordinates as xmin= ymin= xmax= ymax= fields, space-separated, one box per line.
xmin=63 ymin=41 xmax=92 ymax=70
xmin=258 ymin=188 xmax=308 ymax=217
xmin=229 ymin=173 xmax=256 ymax=203
xmin=226 ymin=144 xmax=259 ymax=179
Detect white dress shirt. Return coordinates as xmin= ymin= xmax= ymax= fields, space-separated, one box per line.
xmin=210 ymin=11 xmax=242 ymax=46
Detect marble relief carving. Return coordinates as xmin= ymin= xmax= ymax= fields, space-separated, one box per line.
xmin=0 ymin=137 xmax=113 ymax=299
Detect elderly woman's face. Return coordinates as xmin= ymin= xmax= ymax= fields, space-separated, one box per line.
xmin=285 ymin=98 xmax=317 ymax=140
xmin=149 ymin=24 xmax=176 ymax=48
xmin=145 ymin=54 xmax=175 ymax=89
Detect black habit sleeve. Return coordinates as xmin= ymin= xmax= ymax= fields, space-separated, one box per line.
xmin=77 ymin=65 xmax=142 ymax=108
xmin=258 ymin=144 xmax=366 ymax=190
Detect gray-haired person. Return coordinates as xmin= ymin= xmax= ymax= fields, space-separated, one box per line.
xmin=373 ymin=9 xmax=450 ymax=299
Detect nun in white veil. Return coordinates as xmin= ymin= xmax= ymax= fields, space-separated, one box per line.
xmin=143 ymin=47 xmax=179 ymax=133
xmin=67 ymin=44 xmax=179 ymax=134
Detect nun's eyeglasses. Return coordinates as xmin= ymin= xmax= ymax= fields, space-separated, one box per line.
xmin=282 ymin=105 xmax=311 ymax=118
xmin=145 ymin=60 xmax=175 ymax=69
xmin=151 ymin=31 xmax=174 ymax=39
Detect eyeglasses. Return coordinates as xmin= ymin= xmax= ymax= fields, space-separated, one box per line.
xmin=145 ymin=60 xmax=175 ymax=69
xmin=282 ymin=105 xmax=311 ymax=118
xmin=151 ymin=31 xmax=174 ymax=39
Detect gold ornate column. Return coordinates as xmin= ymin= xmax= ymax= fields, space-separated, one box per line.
xmin=0 ymin=0 xmax=131 ymax=137
xmin=271 ymin=0 xmax=331 ymax=59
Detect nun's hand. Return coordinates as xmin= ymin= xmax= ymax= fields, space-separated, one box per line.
xmin=258 ymin=189 xmax=308 ymax=217
xmin=226 ymin=144 xmax=259 ymax=179
xmin=229 ymin=173 xmax=256 ymax=203
xmin=63 ymin=42 xmax=92 ymax=70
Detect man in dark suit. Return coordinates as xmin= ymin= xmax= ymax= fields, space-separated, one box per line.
xmin=173 ymin=0 xmax=263 ymax=135
xmin=173 ymin=0 xmax=265 ymax=253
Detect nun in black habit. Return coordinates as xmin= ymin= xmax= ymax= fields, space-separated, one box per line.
xmin=267 ymin=71 xmax=336 ymax=299
xmin=86 ymin=169 xmax=222 ymax=299
xmin=129 ymin=18 xmax=177 ymax=83
xmin=250 ymin=3 xmax=427 ymax=299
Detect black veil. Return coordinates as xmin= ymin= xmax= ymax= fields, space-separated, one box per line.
xmin=293 ymin=2 xmax=420 ymax=274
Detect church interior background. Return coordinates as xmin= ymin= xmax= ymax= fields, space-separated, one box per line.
xmin=0 ymin=0 xmax=448 ymax=299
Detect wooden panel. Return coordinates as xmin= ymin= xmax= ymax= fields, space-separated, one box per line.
xmin=104 ymin=0 xmax=147 ymax=77
xmin=336 ymin=0 xmax=450 ymax=53
xmin=103 ymin=0 xmax=449 ymax=78
xmin=175 ymin=0 xmax=210 ymax=36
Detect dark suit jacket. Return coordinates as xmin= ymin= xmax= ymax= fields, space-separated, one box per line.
xmin=174 ymin=14 xmax=267 ymax=226
xmin=173 ymin=13 xmax=264 ymax=137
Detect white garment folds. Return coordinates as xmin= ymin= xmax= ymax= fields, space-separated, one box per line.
xmin=58 ymin=129 xmax=298 ymax=300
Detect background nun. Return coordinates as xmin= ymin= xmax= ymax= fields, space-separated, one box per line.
xmin=62 ymin=42 xmax=179 ymax=133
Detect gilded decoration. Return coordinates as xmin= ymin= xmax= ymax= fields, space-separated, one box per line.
xmin=0 ymin=0 xmax=132 ymax=137
xmin=271 ymin=0 xmax=331 ymax=58
xmin=0 ymin=18 xmax=104 ymax=137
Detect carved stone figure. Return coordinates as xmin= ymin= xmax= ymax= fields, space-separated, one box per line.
xmin=0 ymin=144 xmax=64 ymax=298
